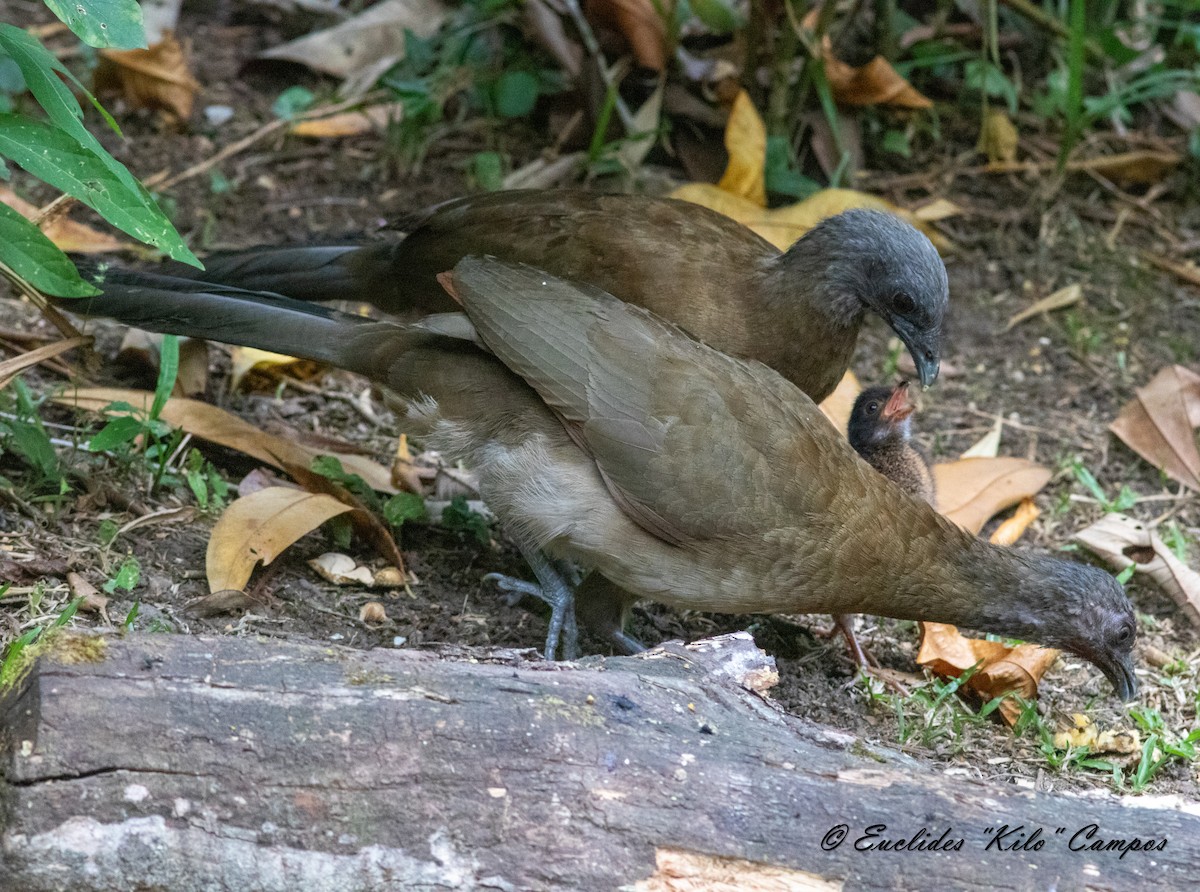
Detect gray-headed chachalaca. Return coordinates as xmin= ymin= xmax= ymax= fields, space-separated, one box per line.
xmin=160 ymin=191 xmax=948 ymax=403
xmin=62 ymin=258 xmax=1138 ymax=700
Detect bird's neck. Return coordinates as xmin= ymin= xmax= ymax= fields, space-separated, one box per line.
xmin=755 ymin=254 xmax=865 ymax=402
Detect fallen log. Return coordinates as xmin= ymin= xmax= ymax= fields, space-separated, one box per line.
xmin=1 ymin=631 xmax=1196 ymax=890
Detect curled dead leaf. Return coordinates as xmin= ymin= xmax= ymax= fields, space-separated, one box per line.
xmin=206 ymin=487 xmax=354 ymax=593
xmin=802 ymin=9 xmax=931 ymax=109
xmin=96 ymin=33 xmax=202 ymax=122
xmin=584 ymin=0 xmax=667 ymax=71
xmin=1074 ymin=513 xmax=1200 ymax=629
xmin=715 ymin=90 xmax=766 ymax=206
xmin=1005 ymin=284 xmax=1083 ymax=332
xmin=310 ymin=552 xmax=376 ymax=586
xmin=977 ymin=108 xmax=1018 ymax=164
xmin=1109 ymin=364 xmax=1200 ymax=492
xmin=290 ymin=103 xmax=405 ymax=139
xmin=359 ymin=601 xmax=388 ymax=623
xmin=67 ymin=572 xmax=109 ymax=619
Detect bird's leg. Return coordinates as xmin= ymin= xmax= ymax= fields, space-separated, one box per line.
xmin=485 ymin=549 xmax=579 ymax=661
xmin=828 ymin=613 xmax=910 ymax=695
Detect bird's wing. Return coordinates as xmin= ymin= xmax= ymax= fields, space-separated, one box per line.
xmin=451 ymin=257 xmax=855 ymax=545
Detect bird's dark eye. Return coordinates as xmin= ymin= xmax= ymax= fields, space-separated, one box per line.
xmin=892 ymin=292 xmax=915 ymax=314
xmin=1115 ymin=626 xmax=1133 ymax=646
xmin=866 ymin=402 xmax=879 ymax=414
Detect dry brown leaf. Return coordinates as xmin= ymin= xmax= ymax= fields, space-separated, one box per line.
xmin=359 ymin=601 xmax=388 ymax=623
xmin=115 ymin=332 xmax=208 ymax=397
xmin=911 ymin=198 xmax=964 ymax=223
xmin=716 ymin=90 xmax=766 ymax=206
xmin=66 ymin=571 xmax=109 ymax=619
xmin=290 ymin=103 xmax=405 ymax=138
xmin=977 ymin=108 xmax=1018 ymax=164
xmin=584 ymin=0 xmax=667 ymax=71
xmin=261 ymin=0 xmax=448 ymax=94
xmin=1005 ymin=283 xmax=1083 ymax=331
xmin=932 ymin=457 xmax=1052 ymax=534
xmin=1072 ymin=150 xmax=1182 ymax=186
xmin=96 ymin=33 xmax=201 ymax=122
xmin=206 ymin=487 xmax=354 ymax=593
xmin=1141 ymin=251 xmax=1200 ymax=289
xmin=802 ymin=9 xmax=930 ymax=109
xmin=817 ymin=370 xmax=861 ymax=433
xmin=0 ymin=186 xmax=132 ymax=254
xmin=55 ymin=387 xmax=396 ymax=493
xmin=1074 ymin=513 xmax=1200 ymax=629
xmin=917 ymin=623 xmax=1058 ymax=724
xmin=309 ymin=552 xmax=375 ymax=585
xmin=186 ymin=588 xmax=264 ymax=618
xmin=1109 ymin=364 xmax=1200 ymax=492
xmin=0 ymin=337 xmax=89 ymax=390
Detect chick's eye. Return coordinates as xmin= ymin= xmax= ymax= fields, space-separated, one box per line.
xmin=866 ymin=402 xmax=879 ymax=414
xmin=892 ymin=292 xmax=915 ymax=314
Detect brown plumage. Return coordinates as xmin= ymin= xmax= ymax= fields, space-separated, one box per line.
xmin=164 ymin=190 xmax=947 ymax=402
xmin=61 ymin=260 xmax=1138 ymax=700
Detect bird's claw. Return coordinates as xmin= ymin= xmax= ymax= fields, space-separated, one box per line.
xmin=484 ymin=569 xmax=580 ymax=661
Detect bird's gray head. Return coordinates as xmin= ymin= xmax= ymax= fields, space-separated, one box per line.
xmin=782 ymin=209 xmax=948 ymax=388
xmin=972 ymin=551 xmax=1138 ymax=701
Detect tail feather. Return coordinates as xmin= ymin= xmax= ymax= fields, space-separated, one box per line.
xmin=161 ymin=245 xmax=363 ymax=304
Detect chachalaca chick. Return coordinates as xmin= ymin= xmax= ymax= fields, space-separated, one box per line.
xmin=61 ymin=259 xmax=1137 ymax=699
xmin=831 ymin=381 xmax=936 ymax=674
xmin=164 ymin=190 xmax=948 ymax=403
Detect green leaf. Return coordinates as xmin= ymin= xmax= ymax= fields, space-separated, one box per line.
xmin=690 ymin=0 xmax=740 ymax=34
xmin=0 ymin=203 xmax=98 ymax=296
xmin=3 ymin=415 xmax=58 ymax=478
xmin=88 ymin=415 xmax=145 ymax=452
xmin=42 ymin=0 xmax=146 ymax=50
xmin=493 ymin=71 xmax=538 ymax=118
xmin=151 ymin=335 xmax=179 ymax=421
xmin=0 ymin=114 xmax=198 ymax=264
xmin=764 ymin=135 xmax=820 ymax=200
xmin=964 ymin=59 xmax=1018 ymax=115
xmin=103 ymin=555 xmax=141 ymax=594
xmin=441 ymin=495 xmax=491 ymax=544
xmin=472 ymin=151 xmax=503 ymax=191
xmin=272 ymin=86 xmax=314 ymax=120
xmin=383 ymin=492 xmax=427 ymax=527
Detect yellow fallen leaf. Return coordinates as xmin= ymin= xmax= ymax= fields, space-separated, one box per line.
xmin=802 ymin=8 xmax=931 ymax=109
xmin=1053 ymin=714 xmax=1142 ymax=755
xmin=932 ymin=457 xmax=1052 ymax=535
xmin=0 ymin=337 xmax=89 ymax=391
xmin=1005 ymin=283 xmax=1083 ymax=331
xmin=911 ymin=198 xmax=964 ymax=223
xmin=206 ymin=487 xmax=353 ymax=593
xmin=55 ymin=387 xmax=396 ymax=493
xmin=1074 ymin=512 xmax=1200 ymax=629
xmin=817 ymin=370 xmax=861 ymax=433
xmin=716 ymin=90 xmax=766 ymax=206
xmin=228 ymin=346 xmax=316 ymax=392
xmin=988 ymin=498 xmax=1040 ymax=547
xmin=1109 ymin=364 xmax=1200 ymax=492
xmin=95 ymin=32 xmax=202 ymax=122
xmin=290 ymin=103 xmax=405 ymax=138
xmin=977 ymin=108 xmax=1018 ymax=164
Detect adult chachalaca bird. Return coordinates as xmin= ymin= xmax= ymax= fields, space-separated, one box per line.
xmin=160 ymin=191 xmax=948 ymax=403
xmin=831 ymin=381 xmax=937 ymax=673
xmin=62 ymin=258 xmax=1138 ymax=700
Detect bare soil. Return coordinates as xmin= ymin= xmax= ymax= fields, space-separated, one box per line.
xmin=3 ymin=2 xmax=1198 ymax=799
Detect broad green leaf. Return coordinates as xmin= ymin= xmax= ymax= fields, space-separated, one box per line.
xmin=690 ymin=0 xmax=740 ymax=34
xmin=493 ymin=71 xmax=538 ymax=118
xmin=0 ymin=25 xmax=122 ymax=144
xmin=42 ymin=0 xmax=146 ymax=50
xmin=88 ymin=415 xmax=145 ymax=452
xmin=0 ymin=203 xmax=98 ymax=296
xmin=0 ymin=114 xmax=198 ymax=265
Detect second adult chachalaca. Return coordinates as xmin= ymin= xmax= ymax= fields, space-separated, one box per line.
xmin=63 ymin=259 xmax=1137 ymax=700
xmin=164 ymin=190 xmax=948 ymax=403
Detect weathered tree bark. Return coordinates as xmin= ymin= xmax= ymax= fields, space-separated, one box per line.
xmin=1 ymin=632 xmax=1195 ymax=891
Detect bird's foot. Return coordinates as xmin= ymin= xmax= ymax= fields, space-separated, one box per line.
xmin=828 ymin=614 xmax=910 ymax=695
xmin=484 ymin=552 xmax=579 ymax=661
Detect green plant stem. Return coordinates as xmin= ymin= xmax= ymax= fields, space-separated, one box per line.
xmin=1059 ymin=0 xmax=1087 ymax=169
xmin=766 ymin=2 xmax=801 ymax=137
xmin=875 ymin=0 xmax=897 ymax=60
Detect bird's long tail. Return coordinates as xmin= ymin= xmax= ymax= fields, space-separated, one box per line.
xmin=58 ymin=266 xmax=422 ymax=382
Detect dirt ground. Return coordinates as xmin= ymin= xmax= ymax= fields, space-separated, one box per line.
xmin=3 ymin=2 xmax=1199 ymax=798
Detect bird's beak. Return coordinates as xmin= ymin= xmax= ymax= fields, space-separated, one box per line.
xmin=894 ymin=322 xmax=940 ymax=389
xmin=881 ymin=381 xmax=915 ymax=423
xmin=1104 ymin=653 xmax=1139 ymax=702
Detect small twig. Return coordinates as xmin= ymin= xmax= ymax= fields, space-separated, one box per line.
xmin=559 ymin=0 xmax=635 ymax=133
